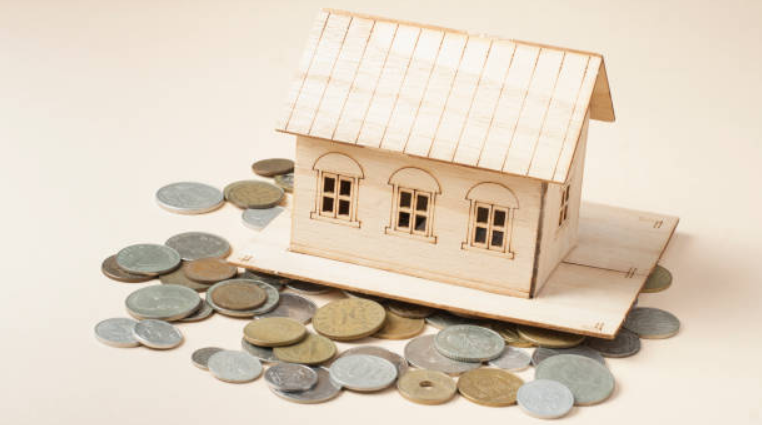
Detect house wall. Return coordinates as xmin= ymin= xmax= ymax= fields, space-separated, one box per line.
xmin=290 ymin=136 xmax=544 ymax=298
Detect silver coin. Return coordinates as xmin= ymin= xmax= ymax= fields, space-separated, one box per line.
xmin=164 ymin=232 xmax=231 ymax=261
xmin=425 ymin=311 xmax=481 ymax=329
xmin=535 ymin=354 xmax=615 ymax=406
xmin=241 ymin=269 xmax=287 ymax=291
xmin=256 ymin=293 xmax=316 ymax=324
xmin=488 ymin=346 xmax=531 ymax=371
xmin=132 ymin=319 xmax=183 ymax=349
xmin=178 ymin=299 xmax=214 ymax=322
xmin=191 ymin=347 xmax=223 ymax=370
xmin=116 ymin=244 xmax=181 ymax=275
xmin=341 ymin=290 xmax=385 ymax=302
xmin=329 ymin=354 xmax=398 ymax=392
xmin=286 ymin=280 xmax=333 ymax=295
xmin=242 ymin=207 xmax=285 ymax=231
xmin=404 ymin=335 xmax=480 ymax=375
xmin=271 ymin=367 xmax=342 ymax=404
xmin=125 ymin=284 xmax=201 ymax=321
xmin=265 ymin=363 xmax=319 ymax=392
xmin=435 ymin=325 xmax=505 ymax=362
xmin=624 ymin=307 xmax=680 ymax=339
xmin=517 ymin=379 xmax=575 ymax=419
xmin=206 ymin=279 xmax=279 ymax=317
xmin=333 ymin=346 xmax=409 ymax=377
xmin=155 ymin=182 xmax=224 ymax=214
xmin=208 ymin=350 xmax=263 ymax=383
xmin=532 ymin=346 xmax=606 ymax=367
xmin=241 ymin=338 xmax=279 ymax=363
xmin=273 ymin=173 xmax=294 ymax=193
xmin=585 ymin=329 xmax=641 ymax=358
xmin=94 ymin=318 xmax=140 ymax=348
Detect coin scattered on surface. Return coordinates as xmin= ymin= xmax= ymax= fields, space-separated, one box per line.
xmin=397 ymin=369 xmax=456 ymax=405
xmin=532 ymin=346 xmax=605 ymax=367
xmin=125 ymin=284 xmax=201 ymax=321
xmin=251 ymin=158 xmax=294 ymax=177
xmin=101 ymin=255 xmax=153 ymax=283
xmin=585 ymin=328 xmax=641 ymax=358
xmin=313 ymin=298 xmax=386 ymax=341
xmin=207 ymin=350 xmax=263 ymax=383
xmin=94 ymin=318 xmax=140 ymax=348
xmin=243 ymin=317 xmax=307 ymax=347
xmin=207 ymin=279 xmax=280 ymax=317
xmin=488 ymin=347 xmax=531 ymax=371
xmin=517 ymin=379 xmax=575 ymax=419
xmin=273 ymin=173 xmax=294 ymax=193
xmin=457 ymin=368 xmax=524 ymax=407
xmin=265 ymin=363 xmax=318 ymax=392
xmin=178 ymin=300 xmax=214 ymax=322
xmin=273 ymin=333 xmax=336 ymax=365
xmin=225 ymin=180 xmax=284 ymax=209
xmin=334 ymin=346 xmax=409 ymax=377
xmin=374 ymin=311 xmax=425 ymax=340
xmin=535 ymin=354 xmax=615 ymax=406
xmin=159 ymin=262 xmax=212 ymax=292
xmin=435 ymin=325 xmax=505 ymax=362
xmin=641 ymin=265 xmax=672 ymax=293
xmin=256 ymin=293 xmax=316 ymax=324
xmin=164 ymin=232 xmax=231 ymax=261
xmin=286 ymin=280 xmax=333 ymax=295
xmin=242 ymin=207 xmax=285 ymax=231
xmin=191 ymin=347 xmax=223 ymax=370
xmin=241 ymin=338 xmax=279 ymax=363
xmin=329 ymin=354 xmax=398 ymax=392
xmin=489 ymin=321 xmax=536 ymax=347
xmin=386 ymin=300 xmax=434 ymax=319
xmin=404 ymin=335 xmax=480 ymax=375
xmin=116 ymin=244 xmax=181 ymax=275
xmin=241 ymin=269 xmax=288 ymax=291
xmin=341 ymin=290 xmax=386 ymax=302
xmin=209 ymin=279 xmax=267 ymax=311
xmin=183 ymin=258 xmax=237 ymax=283
xmin=132 ymin=319 xmax=183 ymax=349
xmin=155 ymin=182 xmax=224 ymax=214
xmin=516 ymin=325 xmax=586 ymax=348
xmin=425 ymin=311 xmax=481 ymax=329
xmin=270 ymin=367 xmax=341 ymax=404
xmin=624 ymin=307 xmax=680 ymax=339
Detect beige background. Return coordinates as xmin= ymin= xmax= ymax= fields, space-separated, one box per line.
xmin=1 ymin=0 xmax=761 ymax=423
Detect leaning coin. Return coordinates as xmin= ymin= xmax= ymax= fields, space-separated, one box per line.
xmin=517 ymin=379 xmax=575 ymax=419
xmin=207 ymin=279 xmax=279 ymax=318
xmin=333 ymin=346 xmax=409 ymax=377
xmin=387 ymin=300 xmax=434 ymax=319
xmin=458 ymin=368 xmax=524 ymax=407
xmin=242 ymin=207 xmax=285 ymax=231
xmin=374 ymin=311 xmax=425 ymax=340
xmin=183 ymin=258 xmax=237 ymax=283
xmin=165 ymin=232 xmax=231 ymax=261
xmin=225 ymin=180 xmax=284 ymax=209
xmin=273 ymin=333 xmax=336 ymax=365
xmin=286 ymin=280 xmax=333 ymax=295
xmin=125 ymin=284 xmax=201 ymax=321
xmin=265 ymin=363 xmax=318 ymax=392
xmin=256 ymin=293 xmax=316 ymax=324
xmin=241 ymin=269 xmax=287 ymax=291
xmin=489 ymin=321 xmax=536 ymax=347
xmin=160 ymin=262 xmax=212 ymax=292
xmin=155 ymin=182 xmax=224 ymax=214
xmin=624 ymin=307 xmax=680 ymax=339
xmin=532 ymin=346 xmax=605 ymax=367
xmin=116 ymin=244 xmax=181 ymax=275
xmin=273 ymin=172 xmax=294 ymax=193
xmin=585 ymin=328 xmax=641 ymax=358
xmin=208 ymin=350 xmax=263 ymax=383
xmin=488 ymin=346 xmax=531 ymax=371
xmin=641 ymin=265 xmax=672 ymax=293
xmin=241 ymin=338 xmax=279 ymax=363
xmin=133 ymin=319 xmax=183 ymax=349
xmin=251 ymin=158 xmax=294 ymax=177
xmin=270 ymin=367 xmax=342 ymax=404
xmin=191 ymin=347 xmax=223 ymax=370
xmin=101 ymin=255 xmax=153 ymax=283
xmin=178 ymin=299 xmax=214 ymax=322
xmin=435 ymin=325 xmax=505 ymax=362
xmin=94 ymin=318 xmax=140 ymax=348
xmin=516 ymin=325 xmax=586 ymax=348
xmin=535 ymin=354 xmax=615 ymax=405
xmin=329 ymin=355 xmax=397 ymax=392
xmin=398 ymin=369 xmax=456 ymax=405
xmin=404 ymin=335 xmax=479 ymax=375
xmin=313 ymin=298 xmax=386 ymax=341
xmin=425 ymin=311 xmax=481 ymax=329
xmin=243 ymin=317 xmax=307 ymax=347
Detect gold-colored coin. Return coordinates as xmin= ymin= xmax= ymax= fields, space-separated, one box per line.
xmin=312 ymin=298 xmax=386 ymax=341
xmin=640 ymin=265 xmax=672 ymax=293
xmin=397 ymin=369 xmax=457 ymax=405
xmin=224 ymin=180 xmax=284 ymax=209
xmin=273 ymin=332 xmax=336 ymax=365
xmin=489 ymin=321 xmax=536 ymax=348
xmin=183 ymin=258 xmax=237 ymax=283
xmin=374 ymin=311 xmax=425 ymax=340
xmin=386 ymin=300 xmax=434 ymax=319
xmin=243 ymin=317 xmax=307 ymax=347
xmin=516 ymin=325 xmax=586 ymax=348
xmin=211 ymin=281 xmax=267 ymax=310
xmin=457 ymin=368 xmax=524 ymax=407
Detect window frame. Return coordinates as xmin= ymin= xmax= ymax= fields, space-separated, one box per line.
xmin=313 ymin=170 xmax=360 ymax=227
xmin=464 ymin=201 xmax=515 ymax=258
xmin=386 ymin=185 xmax=436 ymax=243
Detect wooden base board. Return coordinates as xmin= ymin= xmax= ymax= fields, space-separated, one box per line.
xmin=229 ymin=202 xmax=678 ymax=339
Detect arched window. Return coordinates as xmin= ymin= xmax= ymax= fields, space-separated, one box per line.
xmin=311 ymin=153 xmax=363 ymax=226
xmin=463 ymin=182 xmax=519 ymax=257
xmin=386 ymin=167 xmax=441 ymax=242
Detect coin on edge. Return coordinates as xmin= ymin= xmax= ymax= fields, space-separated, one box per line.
xmin=125 ymin=284 xmax=201 ymax=321
xmin=585 ymin=328 xmax=641 ymax=358
xmin=241 ymin=338 xmax=279 ymax=363
xmin=404 ymin=335 xmax=480 ymax=376
xmin=133 ymin=319 xmax=183 ymax=349
xmin=270 ymin=367 xmax=341 ymax=404
xmin=165 ymin=232 xmax=231 ymax=261
xmin=94 ymin=318 xmax=140 ymax=348
xmin=488 ymin=346 xmax=531 ymax=371
xmin=516 ymin=325 xmax=586 ymax=348
xmin=329 ymin=354 xmax=398 ymax=392
xmin=387 ymin=300 xmax=434 ymax=319
xmin=397 ymin=369 xmax=456 ymax=405
xmin=225 ymin=180 xmax=284 ymax=209
xmin=251 ymin=158 xmax=294 ymax=177
xmin=532 ymin=346 xmax=606 ymax=367
xmin=243 ymin=317 xmax=307 ymax=347
xmin=273 ymin=172 xmax=294 ymax=193
xmin=116 ymin=244 xmax=181 ymax=275
xmin=624 ymin=307 xmax=680 ymax=339
xmin=256 ymin=293 xmax=316 ymax=324
xmin=313 ymin=298 xmax=386 ymax=341
xmin=458 ymin=368 xmax=524 ymax=407
xmin=435 ymin=325 xmax=505 ymax=362
xmin=191 ymin=347 xmax=224 ymax=370
xmin=374 ymin=311 xmax=425 ymax=340
xmin=265 ymin=363 xmax=318 ymax=392
xmin=333 ymin=346 xmax=409 ymax=377
xmin=208 ymin=350 xmax=263 ymax=383
xmin=517 ymin=379 xmax=575 ymax=419
xmin=641 ymin=265 xmax=672 ymax=293
xmin=101 ymin=255 xmax=153 ymax=283
xmin=155 ymin=182 xmax=224 ymax=214
xmin=273 ymin=333 xmax=336 ymax=365
xmin=535 ymin=354 xmax=615 ymax=406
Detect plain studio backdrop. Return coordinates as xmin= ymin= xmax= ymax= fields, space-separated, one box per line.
xmin=1 ymin=0 xmax=760 ymax=424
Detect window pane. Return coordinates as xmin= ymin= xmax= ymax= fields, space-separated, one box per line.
xmin=491 ymin=230 xmax=504 ymax=248
xmin=493 ymin=209 xmax=506 ymax=226
xmin=474 ymin=227 xmax=487 ymax=244
xmin=323 ymin=177 xmax=335 ymax=193
xmin=476 ymin=206 xmax=489 ymax=223
xmin=398 ymin=212 xmax=411 ymax=228
xmin=340 ymin=179 xmax=351 ymax=196
xmin=414 ymin=215 xmax=427 ymax=232
xmin=322 ymin=197 xmax=334 ymax=213
xmin=338 ymin=199 xmax=350 ymax=216
xmin=416 ymin=194 xmax=429 ymax=212
xmin=558 ymin=209 xmax=564 ymax=225
xmin=565 ymin=186 xmax=570 ymax=201
xmin=399 ymin=191 xmax=412 ymax=208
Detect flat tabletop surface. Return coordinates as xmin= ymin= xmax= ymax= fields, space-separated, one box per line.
xmin=2 ymin=1 xmax=761 ymax=424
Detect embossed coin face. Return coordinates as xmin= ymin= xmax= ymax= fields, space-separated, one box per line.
xmin=489 ymin=321 xmax=536 ymax=347
xmin=225 ymin=180 xmax=284 ymax=209
xmin=329 ymin=354 xmax=398 ymax=392
xmin=624 ymin=307 xmax=680 ymax=338
xmin=125 ymin=284 xmax=201 ymax=321
xmin=458 ymin=368 xmax=524 ymax=407
xmin=516 ymin=325 xmax=586 ymax=348
xmin=273 ymin=172 xmax=294 ymax=192
xmin=425 ymin=311 xmax=482 ymax=329
xmin=191 ymin=347 xmax=223 ymax=370
xmin=207 ymin=350 xmax=263 ymax=383
xmin=265 ymin=363 xmax=318 ymax=392
xmin=257 ymin=293 xmax=316 ymax=324
xmin=313 ymin=298 xmax=386 ymax=341
xmin=164 ymin=232 xmax=231 ymax=261
xmin=435 ymin=325 xmax=505 ymax=362
xmin=517 ymin=379 xmax=575 ymax=419
xmin=101 ymin=255 xmax=153 ymax=283
xmin=535 ymin=354 xmax=615 ymax=405
xmin=251 ymin=158 xmax=294 ymax=177
xmin=242 ymin=207 xmax=285 ymax=231
xmin=183 ymin=258 xmax=237 ymax=283
xmin=286 ymin=280 xmax=333 ymax=295
xmin=241 ymin=270 xmax=287 ymax=291
xmin=132 ymin=319 xmax=183 ymax=349
xmin=210 ymin=280 xmax=267 ymax=311
xmin=532 ymin=346 xmax=605 ymax=367
xmin=95 ymin=318 xmax=140 ymax=348
xmin=273 ymin=333 xmax=336 ymax=365
xmin=243 ymin=317 xmax=307 ymax=347
xmin=160 ymin=262 xmax=212 ymax=292
xmin=206 ymin=279 xmax=279 ymax=318
xmin=271 ymin=367 xmax=342 ymax=404
xmin=641 ymin=265 xmax=672 ymax=293
xmin=334 ymin=346 xmax=409 ymax=377
xmin=488 ymin=347 xmax=531 ymax=371
xmin=179 ymin=299 xmax=214 ymax=322
xmin=586 ymin=328 xmax=641 ymax=358
xmin=404 ymin=335 xmax=480 ymax=375
xmin=397 ymin=369 xmax=456 ymax=405
xmin=116 ymin=244 xmax=181 ymax=275
xmin=241 ymin=338 xmax=279 ymax=363
xmin=155 ymin=182 xmax=224 ymax=214
xmin=386 ymin=300 xmax=434 ymax=319
xmin=374 ymin=311 xmax=425 ymax=340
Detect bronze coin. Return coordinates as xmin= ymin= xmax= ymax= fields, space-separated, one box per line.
xmin=160 ymin=262 xmax=212 ymax=292
xmin=101 ymin=254 xmax=154 ymax=283
xmin=224 ymin=180 xmax=284 ymax=209
xmin=211 ymin=281 xmax=267 ymax=310
xmin=251 ymin=158 xmax=294 ymax=177
xmin=183 ymin=258 xmax=237 ymax=283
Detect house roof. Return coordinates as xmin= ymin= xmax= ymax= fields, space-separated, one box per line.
xmin=276 ymin=9 xmax=615 ymax=184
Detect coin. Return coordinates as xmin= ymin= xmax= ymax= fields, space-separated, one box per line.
xmin=535 ymin=354 xmax=615 ymax=405
xmin=404 ymin=335 xmax=480 ymax=375
xmin=585 ymin=328 xmax=641 ymax=358
xmin=270 ymin=367 xmax=342 ymax=404
xmin=265 ymin=363 xmax=318 ymax=392
xmin=178 ymin=299 xmax=214 ymax=322
xmin=241 ymin=269 xmax=287 ymax=291
xmin=207 ymin=350 xmax=263 ymax=383
xmin=374 ymin=311 xmax=425 ymax=340
xmin=101 ymin=255 xmax=153 ymax=283
xmin=94 ymin=318 xmax=140 ymax=348
xmin=210 ymin=280 xmax=267 ymax=311
xmin=386 ymin=300 xmax=434 ymax=319
xmin=251 ymin=158 xmax=294 ymax=177
xmin=517 ymin=379 xmax=575 ymax=419
xmin=241 ymin=338 xmax=279 ymax=363
xmin=182 ymin=258 xmax=237 ymax=283
xmin=155 ymin=182 xmax=224 ymax=214
xmin=242 ymin=207 xmax=285 ymax=231
xmin=488 ymin=347 xmax=531 ymax=371
xmin=435 ymin=325 xmax=505 ymax=362
xmin=329 ymin=354 xmax=398 ymax=392
xmin=132 ymin=319 xmax=183 ymax=349
xmin=273 ymin=172 xmax=294 ymax=192
xmin=225 ymin=180 xmax=284 ymax=209
xmin=286 ymin=280 xmax=333 ymax=295
xmin=256 ymin=293 xmax=316 ymax=324
xmin=333 ymin=346 xmax=409 ymax=377
xmin=243 ymin=317 xmax=307 ymax=347
xmin=425 ymin=311 xmax=481 ymax=329
xmin=641 ymin=265 xmax=672 ymax=293
xmin=116 ymin=244 xmax=181 ymax=275
xmin=341 ymin=290 xmax=385 ymax=302
xmin=398 ymin=369 xmax=457 ymax=405
xmin=273 ymin=333 xmax=336 ymax=365
xmin=206 ymin=279 xmax=279 ymax=317
xmin=191 ymin=347 xmax=223 ymax=370
xmin=516 ymin=325 xmax=586 ymax=348
xmin=488 ymin=321 xmax=536 ymax=347
xmin=159 ymin=262 xmax=211 ymax=292
xmin=125 ymin=284 xmax=201 ymax=321
xmin=312 ymin=298 xmax=386 ymax=341
xmin=457 ymin=368 xmax=524 ymax=407
xmin=532 ymin=346 xmax=605 ymax=367
xmin=164 ymin=232 xmax=231 ymax=261
xmin=624 ymin=307 xmax=680 ymax=338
